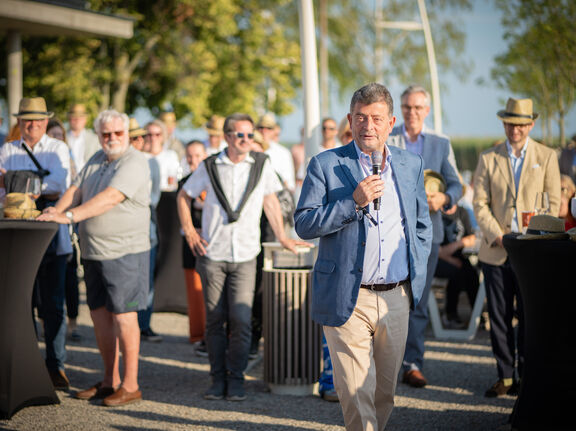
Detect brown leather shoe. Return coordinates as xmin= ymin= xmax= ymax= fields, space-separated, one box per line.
xmin=48 ymin=369 xmax=70 ymax=391
xmin=75 ymin=382 xmax=116 ymax=400
xmin=484 ymin=379 xmax=518 ymax=398
xmin=102 ymin=387 xmax=142 ymax=407
xmin=402 ymin=369 xmax=427 ymax=388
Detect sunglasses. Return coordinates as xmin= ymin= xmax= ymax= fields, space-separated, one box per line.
xmin=102 ymin=130 xmax=125 ymax=139
xmin=230 ymin=132 xmax=254 ymax=139
xmin=323 ymin=126 xmax=336 ymax=131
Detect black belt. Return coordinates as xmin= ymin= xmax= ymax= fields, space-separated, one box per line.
xmin=360 ymin=279 xmax=409 ymax=292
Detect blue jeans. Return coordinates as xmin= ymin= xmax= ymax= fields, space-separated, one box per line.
xmin=35 ymin=253 xmax=68 ymax=371
xmin=196 ymin=256 xmax=256 ymax=381
xmin=318 ymin=332 xmax=334 ymax=394
xmin=403 ymin=242 xmax=440 ymax=372
xmin=138 ymin=245 xmax=157 ymax=331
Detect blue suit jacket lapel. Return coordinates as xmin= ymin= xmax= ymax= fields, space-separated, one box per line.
xmin=338 ymin=142 xmax=364 ymax=189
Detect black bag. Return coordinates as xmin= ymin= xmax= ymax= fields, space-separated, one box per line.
xmin=3 ymin=143 xmax=50 ymax=194
xmin=3 ymin=170 xmax=44 ymax=194
xmin=276 ymin=173 xmax=295 ymax=227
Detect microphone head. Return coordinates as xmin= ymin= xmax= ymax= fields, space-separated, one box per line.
xmin=371 ymin=150 xmax=383 ymax=166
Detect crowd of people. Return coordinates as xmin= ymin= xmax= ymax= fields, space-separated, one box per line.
xmin=0 ymin=81 xmax=574 ymax=430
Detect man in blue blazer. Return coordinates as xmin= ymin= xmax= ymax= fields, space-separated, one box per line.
xmin=295 ymin=83 xmax=432 ymax=431
xmin=387 ymin=85 xmax=462 ymax=388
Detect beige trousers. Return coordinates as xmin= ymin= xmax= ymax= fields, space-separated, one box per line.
xmin=323 ymin=285 xmax=410 ymax=431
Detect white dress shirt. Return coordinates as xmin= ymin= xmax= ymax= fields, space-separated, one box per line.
xmin=265 ymin=141 xmax=296 ymax=191
xmin=0 ymin=136 xmax=71 ymax=195
xmin=153 ymin=148 xmax=181 ymax=191
xmin=182 ymin=151 xmax=282 ymax=263
xmin=354 ymin=143 xmax=409 ymax=285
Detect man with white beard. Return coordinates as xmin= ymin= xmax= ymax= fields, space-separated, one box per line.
xmin=38 ymin=109 xmax=151 ymax=407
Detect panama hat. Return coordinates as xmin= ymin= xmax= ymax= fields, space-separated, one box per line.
xmin=67 ymin=103 xmax=88 ymax=118
xmin=518 ymin=214 xmax=568 ymax=240
xmin=256 ymin=113 xmax=278 ymax=129
xmin=424 ymin=169 xmax=446 ymax=194
xmin=13 ymin=97 xmax=54 ymax=120
xmin=204 ymin=115 xmax=225 ymax=136
xmin=159 ymin=111 xmax=177 ymax=126
xmin=128 ymin=118 xmax=147 ymax=138
xmin=497 ymin=98 xmax=539 ymax=125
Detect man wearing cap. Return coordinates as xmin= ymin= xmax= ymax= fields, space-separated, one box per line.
xmin=129 ymin=118 xmax=162 ymax=342
xmin=473 ymin=97 xmax=561 ymax=397
xmin=0 ymin=97 xmax=73 ymax=390
xmin=38 ymin=109 xmax=151 ymax=406
xmin=159 ymin=112 xmax=184 ymax=159
xmin=387 ymin=84 xmax=462 ymax=388
xmin=67 ymin=103 xmax=100 ymax=173
xmin=204 ymin=115 xmax=227 ymax=155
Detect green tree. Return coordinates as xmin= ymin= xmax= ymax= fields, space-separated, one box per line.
xmin=315 ymin=0 xmax=472 ymax=113
xmin=0 ymin=0 xmax=301 ymax=127
xmin=492 ymin=0 xmax=576 ymax=146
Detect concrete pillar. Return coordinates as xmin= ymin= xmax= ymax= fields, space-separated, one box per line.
xmin=7 ymin=30 xmax=23 ymax=127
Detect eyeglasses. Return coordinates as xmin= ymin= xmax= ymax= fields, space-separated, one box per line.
xmin=229 ymin=132 xmax=254 ymax=140
xmin=102 ymin=130 xmax=125 ymax=139
xmin=257 ymin=126 xmax=273 ymax=130
xmin=323 ymin=126 xmax=336 ymax=131
xmin=145 ymin=132 xmax=162 ymax=138
xmin=401 ymin=104 xmax=426 ymax=112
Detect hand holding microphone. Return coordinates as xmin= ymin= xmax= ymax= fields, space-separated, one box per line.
xmin=352 ymin=150 xmax=384 ymax=213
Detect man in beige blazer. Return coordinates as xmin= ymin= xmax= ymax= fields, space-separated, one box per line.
xmin=473 ymin=97 xmax=560 ymax=398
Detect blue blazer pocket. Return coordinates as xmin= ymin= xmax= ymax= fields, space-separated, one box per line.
xmin=315 ymin=259 xmax=336 ymax=274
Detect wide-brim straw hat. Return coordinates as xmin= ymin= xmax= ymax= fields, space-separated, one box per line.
xmin=518 ymin=214 xmax=568 ymax=240
xmin=204 ymin=115 xmax=225 ymax=136
xmin=256 ymin=113 xmax=277 ymax=129
xmin=497 ymin=98 xmax=539 ymax=125
xmin=67 ymin=103 xmax=88 ymax=118
xmin=424 ymin=169 xmax=446 ymax=194
xmin=13 ymin=97 xmax=54 ymax=120
xmin=159 ymin=111 xmax=177 ymax=126
xmin=128 ymin=118 xmax=147 ymax=138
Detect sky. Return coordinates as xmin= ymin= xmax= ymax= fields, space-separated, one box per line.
xmin=269 ymin=1 xmax=576 ymax=144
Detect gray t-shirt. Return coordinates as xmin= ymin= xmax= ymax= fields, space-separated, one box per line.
xmin=74 ymin=146 xmax=151 ymax=260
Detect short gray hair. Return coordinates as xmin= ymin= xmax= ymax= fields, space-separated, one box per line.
xmin=349 ymin=83 xmax=394 ymax=117
xmin=400 ymin=85 xmax=431 ymax=107
xmin=94 ymin=109 xmax=129 ymax=136
xmin=223 ymin=113 xmax=254 ymax=134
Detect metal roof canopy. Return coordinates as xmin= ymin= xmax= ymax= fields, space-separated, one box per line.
xmin=1 ymin=0 xmax=134 ymax=125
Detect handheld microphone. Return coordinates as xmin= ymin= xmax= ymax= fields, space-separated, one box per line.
xmin=371 ymin=150 xmax=383 ymax=211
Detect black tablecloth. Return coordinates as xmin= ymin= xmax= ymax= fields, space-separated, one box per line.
xmin=0 ymin=219 xmax=60 ymax=419
xmin=503 ymin=233 xmax=576 ymax=430
xmin=154 ymin=192 xmax=187 ymax=314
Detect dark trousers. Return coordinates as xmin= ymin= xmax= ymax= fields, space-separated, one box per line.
xmin=35 ymin=253 xmax=68 ymax=371
xmin=481 ymin=260 xmax=525 ymax=380
xmin=435 ymin=257 xmax=479 ymax=316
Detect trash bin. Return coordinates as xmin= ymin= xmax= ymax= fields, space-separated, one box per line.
xmin=262 ymin=242 xmax=321 ymax=396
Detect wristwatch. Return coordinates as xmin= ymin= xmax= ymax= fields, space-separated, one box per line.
xmin=65 ymin=211 xmax=74 ymax=223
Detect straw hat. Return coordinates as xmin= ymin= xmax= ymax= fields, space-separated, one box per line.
xmin=128 ymin=118 xmax=147 ymax=138
xmin=2 ymin=193 xmax=40 ymax=219
xmin=204 ymin=115 xmax=225 ymax=136
xmin=67 ymin=103 xmax=88 ymax=118
xmin=518 ymin=214 xmax=568 ymax=240
xmin=256 ymin=113 xmax=277 ymax=129
xmin=13 ymin=97 xmax=54 ymax=120
xmin=424 ymin=169 xmax=446 ymax=194
xmin=159 ymin=112 xmax=176 ymax=126
xmin=497 ymin=98 xmax=539 ymax=125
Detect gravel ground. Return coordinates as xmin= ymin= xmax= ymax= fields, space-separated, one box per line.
xmin=1 ymin=289 xmax=515 ymax=431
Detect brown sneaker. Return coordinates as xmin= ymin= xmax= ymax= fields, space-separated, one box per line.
xmin=48 ymin=369 xmax=70 ymax=391
xmin=484 ymin=379 xmax=517 ymax=398
xmin=402 ymin=369 xmax=427 ymax=388
xmin=75 ymin=382 xmax=115 ymax=400
xmin=102 ymin=387 xmax=142 ymax=407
